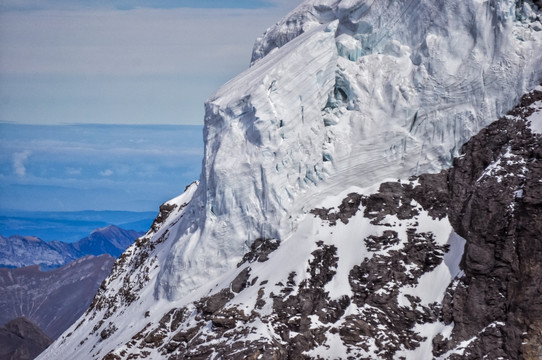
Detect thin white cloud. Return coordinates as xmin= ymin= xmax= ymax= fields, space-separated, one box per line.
xmin=0 ymin=124 xmax=206 ymax=211
xmin=12 ymin=150 xmax=31 ymax=177
xmin=99 ymin=169 xmax=114 ymax=177
xmin=66 ymin=167 xmax=82 ymax=176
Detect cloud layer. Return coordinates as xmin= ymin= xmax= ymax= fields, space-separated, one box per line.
xmin=0 ymin=0 xmax=275 ymax=11
xmin=0 ymin=123 xmax=204 ymax=211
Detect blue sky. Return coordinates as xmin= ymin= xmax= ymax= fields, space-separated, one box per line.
xmin=0 ymin=0 xmax=277 ymax=11
xmin=0 ymin=0 xmax=303 ymax=125
xmin=0 ymin=0 xmax=303 ymax=213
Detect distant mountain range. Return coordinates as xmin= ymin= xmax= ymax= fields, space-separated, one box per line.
xmin=0 ymin=210 xmax=156 ymax=243
xmin=0 ymin=225 xmax=143 ymax=270
xmin=0 ymin=255 xmax=115 ymax=340
xmin=0 ymin=217 xmax=149 ymax=353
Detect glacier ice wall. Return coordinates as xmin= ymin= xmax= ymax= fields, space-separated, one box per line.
xmin=158 ymin=0 xmax=542 ymax=301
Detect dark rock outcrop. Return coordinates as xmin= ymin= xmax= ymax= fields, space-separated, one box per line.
xmin=310 ymin=193 xmax=363 ymax=225
xmin=237 ymin=238 xmax=281 ymax=266
xmin=0 ymin=317 xmax=52 ymax=360
xmin=432 ymin=86 xmax=542 ymax=359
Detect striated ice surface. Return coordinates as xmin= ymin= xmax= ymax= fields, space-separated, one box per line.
xmin=156 ymin=21 xmax=339 ymax=300
xmin=158 ymin=0 xmax=542 ymax=301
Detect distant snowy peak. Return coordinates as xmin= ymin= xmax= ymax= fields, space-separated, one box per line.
xmin=0 ymin=225 xmax=142 ymax=269
xmin=0 ymin=234 xmax=72 ymax=269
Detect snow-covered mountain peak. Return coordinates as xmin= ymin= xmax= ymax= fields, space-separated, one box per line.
xmin=38 ymin=1 xmax=542 ymax=359
xmin=159 ymin=0 xmax=542 ymax=302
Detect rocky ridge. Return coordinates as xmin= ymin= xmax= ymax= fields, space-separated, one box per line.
xmin=0 ymin=254 xmax=116 ymax=340
xmin=434 ymin=85 xmax=542 ymax=359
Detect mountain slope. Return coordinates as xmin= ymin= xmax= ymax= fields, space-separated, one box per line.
xmin=40 ymin=85 xmax=542 ymax=359
xmin=38 ymin=0 xmax=542 ymax=359
xmin=44 ymin=85 xmax=541 ymax=360
xmin=71 ymin=225 xmax=142 ymax=258
xmin=0 ymin=235 xmax=71 ymax=269
xmin=0 ymin=255 xmax=115 ymax=339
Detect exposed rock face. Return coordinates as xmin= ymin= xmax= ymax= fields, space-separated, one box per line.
xmin=94 ymin=181 xmax=456 ymax=359
xmin=0 ymin=317 xmax=52 ymax=360
xmin=433 ymin=86 xmax=542 ymax=359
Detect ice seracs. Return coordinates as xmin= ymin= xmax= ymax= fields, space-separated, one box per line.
xmin=156 ymin=20 xmax=340 ymax=301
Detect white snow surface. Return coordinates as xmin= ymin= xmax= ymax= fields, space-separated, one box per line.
xmin=41 ymin=180 xmax=464 ymax=359
xmin=159 ymin=0 xmax=542 ymax=302
xmin=527 ymin=87 xmax=542 ymax=134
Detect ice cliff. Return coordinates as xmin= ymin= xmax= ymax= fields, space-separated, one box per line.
xmin=158 ymin=0 xmax=542 ymax=301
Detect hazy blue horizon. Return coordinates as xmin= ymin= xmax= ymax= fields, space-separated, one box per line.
xmin=0 ymin=123 xmax=203 ymax=212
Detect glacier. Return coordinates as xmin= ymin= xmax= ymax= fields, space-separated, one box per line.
xmin=158 ymin=0 xmax=542 ymax=302
xmin=37 ymin=0 xmax=542 ymax=358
